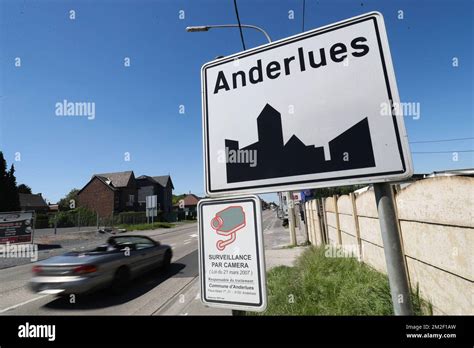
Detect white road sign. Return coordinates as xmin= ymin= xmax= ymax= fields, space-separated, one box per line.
xmin=198 ymin=195 xmax=267 ymax=311
xmin=146 ymin=195 xmax=157 ymax=217
xmin=202 ymin=11 xmax=412 ymax=195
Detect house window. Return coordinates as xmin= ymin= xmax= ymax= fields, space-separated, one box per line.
xmin=127 ymin=194 xmax=134 ymax=206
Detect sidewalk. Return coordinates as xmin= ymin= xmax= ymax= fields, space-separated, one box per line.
xmin=158 ymin=244 xmax=309 ymax=316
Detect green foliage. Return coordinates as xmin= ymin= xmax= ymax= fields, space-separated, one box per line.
xmin=247 ymin=246 xmax=431 ymax=316
xmin=17 ymin=184 xmax=32 ymax=194
xmin=0 ymin=152 xmax=20 ymax=212
xmin=311 ymin=185 xmax=364 ymax=199
xmin=58 ymin=188 xmax=79 ymax=211
xmin=52 ymin=206 xmax=97 ymax=228
xmin=35 ymin=213 xmax=51 ymax=229
xmin=172 ymin=194 xmax=186 ymax=205
xmin=114 ymin=211 xmax=148 ymax=225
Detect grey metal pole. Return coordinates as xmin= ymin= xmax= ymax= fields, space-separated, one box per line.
xmin=302 ymin=203 xmax=309 ymax=244
xmin=285 ymin=192 xmax=297 ymax=246
xmin=373 ymin=182 xmax=413 ymax=315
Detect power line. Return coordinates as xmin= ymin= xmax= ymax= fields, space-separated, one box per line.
xmin=302 ymin=0 xmax=306 ymax=32
xmin=409 ymin=137 xmax=474 ymax=144
xmin=412 ymin=150 xmax=474 ymax=154
xmin=233 ymin=0 xmax=246 ymax=51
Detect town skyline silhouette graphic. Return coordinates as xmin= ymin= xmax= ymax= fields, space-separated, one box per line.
xmin=225 ymin=103 xmax=376 ymax=183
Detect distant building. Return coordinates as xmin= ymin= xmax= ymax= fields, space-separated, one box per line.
xmin=136 ymin=175 xmax=174 ymax=213
xmin=48 ymin=204 xmax=59 ymax=213
xmin=426 ymin=168 xmax=474 ymax=178
xmin=173 ymin=193 xmax=201 ymax=217
xmin=19 ymin=193 xmax=49 ymax=213
xmin=77 ymin=171 xmax=174 ymax=218
xmin=77 ymin=171 xmax=137 ymax=217
xmin=352 ymin=169 xmax=474 ymax=194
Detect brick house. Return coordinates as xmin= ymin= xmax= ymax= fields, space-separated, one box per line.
xmin=77 ymin=171 xmax=174 ymax=218
xmin=77 ymin=171 xmax=137 ymax=218
xmin=173 ymin=193 xmax=200 ymax=210
xmin=136 ymin=175 xmax=174 ymax=213
xmin=173 ymin=193 xmax=201 ymax=218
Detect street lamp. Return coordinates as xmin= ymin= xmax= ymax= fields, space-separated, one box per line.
xmin=186 ymin=24 xmax=272 ymax=43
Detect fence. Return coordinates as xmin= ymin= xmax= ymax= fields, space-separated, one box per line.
xmin=304 ymin=176 xmax=474 ymax=315
xmin=34 ymin=210 xmax=183 ymax=232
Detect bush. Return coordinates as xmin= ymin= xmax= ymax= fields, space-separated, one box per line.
xmin=162 ymin=212 xmax=177 ymax=222
xmin=114 ymin=211 xmax=148 ymax=225
xmin=51 ymin=207 xmax=97 ymax=228
xmin=34 ymin=213 xmax=50 ymax=229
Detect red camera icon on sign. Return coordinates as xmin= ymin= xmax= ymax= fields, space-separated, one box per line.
xmin=210 ymin=206 xmax=246 ymax=251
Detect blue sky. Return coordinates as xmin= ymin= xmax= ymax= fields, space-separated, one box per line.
xmin=0 ymin=0 xmax=472 ymax=203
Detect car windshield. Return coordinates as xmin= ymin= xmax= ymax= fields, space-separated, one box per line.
xmin=109 ymin=236 xmax=156 ymax=250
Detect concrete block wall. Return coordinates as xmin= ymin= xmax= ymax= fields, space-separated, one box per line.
xmin=304 ymin=176 xmax=474 ymax=314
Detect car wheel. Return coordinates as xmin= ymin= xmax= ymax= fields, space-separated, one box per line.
xmin=162 ymin=249 xmax=172 ymax=270
xmin=111 ymin=266 xmax=130 ymax=294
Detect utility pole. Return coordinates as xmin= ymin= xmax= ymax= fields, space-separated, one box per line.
xmin=302 ymin=201 xmax=309 ymax=244
xmin=374 ymin=182 xmax=414 ymax=315
xmin=285 ymin=192 xmax=297 ymax=246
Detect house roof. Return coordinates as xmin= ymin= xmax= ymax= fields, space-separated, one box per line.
xmin=78 ymin=171 xmax=173 ymax=196
xmin=78 ymin=171 xmax=133 ymax=195
xmin=174 ymin=194 xmax=201 ymax=207
xmin=94 ymin=171 xmax=134 ymax=188
xmin=19 ymin=193 xmax=48 ymax=209
xmin=137 ymin=175 xmax=174 ymax=189
xmin=152 ymin=175 xmax=173 ymax=188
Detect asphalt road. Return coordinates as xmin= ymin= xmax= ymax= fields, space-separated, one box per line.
xmin=0 ymin=209 xmax=295 ymax=315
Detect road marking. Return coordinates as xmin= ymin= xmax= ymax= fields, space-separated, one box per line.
xmin=0 ymin=294 xmax=49 ymax=314
xmin=183 ymin=240 xmax=191 ymax=245
xmin=189 ymin=234 xmax=198 ymax=238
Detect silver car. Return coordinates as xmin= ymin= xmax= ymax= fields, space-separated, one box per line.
xmin=29 ymin=235 xmax=172 ymax=295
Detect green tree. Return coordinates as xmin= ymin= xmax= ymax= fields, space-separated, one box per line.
xmin=58 ymin=188 xmax=79 ymax=211
xmin=0 ymin=152 xmax=8 ymax=212
xmin=6 ymin=165 xmax=20 ymax=211
xmin=311 ymin=185 xmax=364 ymax=199
xmin=172 ymin=194 xmax=186 ymax=205
xmin=17 ymin=184 xmax=32 ymax=194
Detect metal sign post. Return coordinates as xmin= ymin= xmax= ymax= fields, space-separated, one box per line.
xmin=198 ymin=11 xmax=416 ymax=315
xmin=374 ymin=183 xmax=414 ymax=315
xmin=146 ymin=195 xmax=158 ymax=225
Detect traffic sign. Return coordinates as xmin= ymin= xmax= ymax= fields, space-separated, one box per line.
xmin=197 ymin=195 xmax=267 ymax=312
xmin=146 ymin=195 xmax=157 ymax=217
xmin=201 ymin=11 xmax=412 ymax=196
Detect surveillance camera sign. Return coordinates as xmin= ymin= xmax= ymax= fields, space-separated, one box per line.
xmin=201 ymin=12 xmax=413 ymax=195
xmin=198 ymin=195 xmax=267 ymax=311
